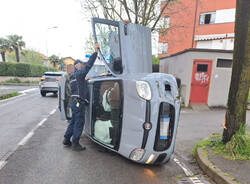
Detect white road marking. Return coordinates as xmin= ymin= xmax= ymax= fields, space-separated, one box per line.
xmin=173 ymin=157 xmax=193 ymax=176
xmin=37 ymin=118 xmax=47 ymax=127
xmin=18 ymin=131 xmax=34 ymax=146
xmin=50 ymin=109 xmax=57 ymax=115
xmin=0 ymin=108 xmax=56 ymax=171
xmin=173 ymin=157 xmax=205 ymax=184
xmin=19 ymin=88 xmax=38 ymax=94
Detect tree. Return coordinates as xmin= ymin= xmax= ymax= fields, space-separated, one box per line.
xmin=223 ymin=0 xmax=250 ymax=143
xmin=49 ymin=55 xmax=60 ymax=68
xmin=0 ymin=38 xmax=12 ymax=62
xmin=84 ymin=33 xmax=95 ymax=54
xmin=7 ymin=35 xmax=25 ymax=62
xmin=6 ymin=49 xmax=44 ymax=65
xmin=81 ymin=0 xmax=175 ymax=32
xmin=152 ymin=55 xmax=159 ymax=64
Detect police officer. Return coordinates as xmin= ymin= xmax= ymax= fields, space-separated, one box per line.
xmin=63 ymin=43 xmax=99 ymax=151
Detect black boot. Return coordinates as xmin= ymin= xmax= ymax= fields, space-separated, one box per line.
xmin=72 ymin=143 xmax=86 ymax=151
xmin=63 ymin=138 xmax=72 ymax=147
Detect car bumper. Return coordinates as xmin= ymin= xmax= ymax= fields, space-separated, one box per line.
xmin=40 ymin=82 xmax=59 ymax=92
xmin=40 ymin=87 xmax=59 ymax=92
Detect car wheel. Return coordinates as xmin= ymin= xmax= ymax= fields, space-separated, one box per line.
xmin=41 ymin=91 xmax=46 ymax=97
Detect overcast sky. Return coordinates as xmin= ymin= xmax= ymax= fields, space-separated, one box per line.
xmin=0 ymin=0 xmax=91 ymax=59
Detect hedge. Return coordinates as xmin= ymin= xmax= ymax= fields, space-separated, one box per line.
xmin=0 ymin=62 xmax=58 ymax=77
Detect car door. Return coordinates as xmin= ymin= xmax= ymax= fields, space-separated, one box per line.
xmin=58 ymin=73 xmax=72 ymax=121
xmin=91 ymin=17 xmax=152 ymax=76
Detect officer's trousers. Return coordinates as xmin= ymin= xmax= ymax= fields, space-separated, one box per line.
xmin=64 ymin=100 xmax=85 ymax=144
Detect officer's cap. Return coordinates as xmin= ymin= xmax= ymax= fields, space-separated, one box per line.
xmin=74 ymin=59 xmax=84 ymax=66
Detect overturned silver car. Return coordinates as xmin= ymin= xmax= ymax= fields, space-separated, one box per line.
xmin=59 ymin=18 xmax=181 ymax=165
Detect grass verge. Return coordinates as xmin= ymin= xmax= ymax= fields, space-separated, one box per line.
xmin=0 ymin=91 xmax=19 ymax=100
xmin=193 ymin=125 xmax=250 ymax=160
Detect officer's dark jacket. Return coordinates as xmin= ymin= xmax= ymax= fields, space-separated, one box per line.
xmin=70 ymin=52 xmax=97 ymax=101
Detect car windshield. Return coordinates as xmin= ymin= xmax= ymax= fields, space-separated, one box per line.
xmin=92 ymin=80 xmax=122 ymax=149
xmin=95 ymin=23 xmax=122 ymax=75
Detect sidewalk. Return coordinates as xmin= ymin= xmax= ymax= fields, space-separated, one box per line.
xmin=208 ymin=147 xmax=250 ymax=184
xmin=196 ymin=142 xmax=250 ymax=184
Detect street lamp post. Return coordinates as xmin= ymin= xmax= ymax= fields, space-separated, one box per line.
xmin=45 ymin=26 xmax=58 ymax=71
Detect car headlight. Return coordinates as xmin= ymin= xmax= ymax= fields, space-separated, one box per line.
xmin=136 ymin=81 xmax=152 ymax=100
xmin=129 ymin=148 xmax=145 ymax=161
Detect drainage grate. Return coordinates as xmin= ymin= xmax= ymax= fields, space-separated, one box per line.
xmin=176 ymin=177 xmax=205 ymax=184
xmin=176 ymin=177 xmax=191 ymax=184
xmin=189 ymin=176 xmax=206 ymax=184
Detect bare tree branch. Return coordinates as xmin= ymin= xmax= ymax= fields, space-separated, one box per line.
xmin=81 ymin=0 xmax=174 ymax=32
xmin=141 ymin=0 xmax=148 ymax=25
xmin=144 ymin=0 xmax=157 ymax=26
xmin=151 ymin=0 xmax=171 ymax=31
xmin=133 ymin=0 xmax=138 ymax=24
xmin=121 ymin=0 xmax=132 ymax=22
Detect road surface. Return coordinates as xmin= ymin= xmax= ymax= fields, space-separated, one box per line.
xmin=1 ymin=86 xmax=249 ymax=184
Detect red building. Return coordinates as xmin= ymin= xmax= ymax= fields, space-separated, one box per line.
xmin=158 ymin=0 xmax=236 ymax=107
xmin=158 ymin=0 xmax=236 ymax=57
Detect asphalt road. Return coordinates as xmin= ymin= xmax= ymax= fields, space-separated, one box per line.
xmin=0 ymin=86 xmax=57 ymax=161
xmin=0 ymin=87 xmax=249 ymax=184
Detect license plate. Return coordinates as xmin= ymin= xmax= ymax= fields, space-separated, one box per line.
xmin=160 ymin=115 xmax=169 ymax=140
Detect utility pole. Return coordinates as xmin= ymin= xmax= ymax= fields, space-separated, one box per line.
xmin=45 ymin=26 xmax=58 ymax=71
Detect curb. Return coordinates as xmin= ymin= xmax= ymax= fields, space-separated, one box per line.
xmin=196 ymin=147 xmax=239 ymax=184
xmin=0 ymin=91 xmax=20 ymax=102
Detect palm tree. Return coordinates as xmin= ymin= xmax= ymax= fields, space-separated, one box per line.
xmin=7 ymin=35 xmax=25 ymax=62
xmin=0 ymin=38 xmax=12 ymax=62
xmin=48 ymin=55 xmax=60 ymax=67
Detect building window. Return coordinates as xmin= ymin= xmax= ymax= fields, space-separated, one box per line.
xmin=197 ymin=64 xmax=208 ymax=72
xmin=216 ymin=59 xmax=232 ymax=68
xmin=200 ymin=12 xmax=216 ymax=24
xmin=158 ymin=42 xmax=168 ymax=54
xmin=163 ymin=16 xmax=170 ymax=29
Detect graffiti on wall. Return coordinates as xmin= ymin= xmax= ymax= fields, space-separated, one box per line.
xmin=195 ymin=72 xmax=209 ymax=84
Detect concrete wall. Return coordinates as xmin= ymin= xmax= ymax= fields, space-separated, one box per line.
xmin=160 ymin=52 xmax=194 ymax=106
xmin=160 ymin=51 xmax=233 ymax=107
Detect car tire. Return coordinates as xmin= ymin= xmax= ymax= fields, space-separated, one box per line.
xmin=41 ymin=91 xmax=46 ymax=97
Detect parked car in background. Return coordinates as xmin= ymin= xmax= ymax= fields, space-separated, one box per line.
xmin=39 ymin=71 xmax=64 ymax=97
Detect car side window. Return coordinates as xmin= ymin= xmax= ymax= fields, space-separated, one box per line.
xmin=95 ymin=23 xmax=122 ymax=74
xmin=92 ymin=81 xmax=122 ymax=149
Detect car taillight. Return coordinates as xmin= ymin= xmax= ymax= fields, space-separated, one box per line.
xmin=40 ymin=77 xmax=45 ymax=81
